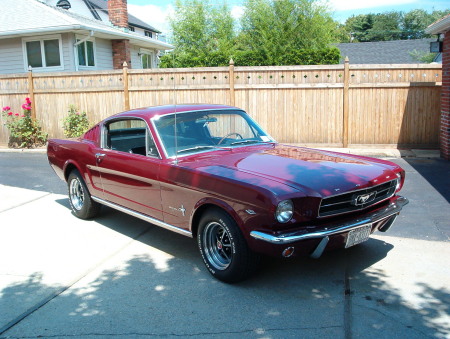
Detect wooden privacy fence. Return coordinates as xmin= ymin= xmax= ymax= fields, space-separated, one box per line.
xmin=0 ymin=60 xmax=442 ymax=148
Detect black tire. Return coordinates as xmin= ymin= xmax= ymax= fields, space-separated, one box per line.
xmin=67 ymin=170 xmax=101 ymax=219
xmin=197 ymin=208 xmax=260 ymax=283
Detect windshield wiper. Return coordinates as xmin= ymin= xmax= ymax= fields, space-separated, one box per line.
xmin=176 ymin=145 xmax=216 ymax=154
xmin=230 ymin=140 xmax=264 ymax=146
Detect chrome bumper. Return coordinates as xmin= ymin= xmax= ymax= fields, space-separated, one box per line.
xmin=250 ymin=196 xmax=409 ymax=245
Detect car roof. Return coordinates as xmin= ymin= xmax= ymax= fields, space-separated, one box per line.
xmin=110 ymin=104 xmax=241 ymax=120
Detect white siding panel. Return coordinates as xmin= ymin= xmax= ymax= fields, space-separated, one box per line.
xmin=134 ymin=27 xmax=146 ymax=36
xmin=62 ymin=33 xmax=75 ymax=72
xmin=130 ymin=45 xmax=141 ymax=69
xmin=0 ymin=34 xmax=74 ymax=74
xmin=95 ymin=38 xmax=113 ymax=70
xmin=0 ymin=38 xmax=27 ymax=74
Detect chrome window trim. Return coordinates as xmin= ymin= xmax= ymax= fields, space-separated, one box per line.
xmin=101 ymin=116 xmax=161 ymax=159
xmin=150 ymin=108 xmax=276 ymax=160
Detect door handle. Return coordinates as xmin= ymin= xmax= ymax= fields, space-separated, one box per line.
xmin=95 ymin=153 xmax=106 ymax=163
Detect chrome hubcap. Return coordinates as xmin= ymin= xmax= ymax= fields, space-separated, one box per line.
xmin=203 ymin=222 xmax=233 ymax=270
xmin=69 ymin=178 xmax=84 ymax=211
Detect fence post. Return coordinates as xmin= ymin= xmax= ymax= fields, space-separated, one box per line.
xmin=27 ymin=66 xmax=36 ymax=119
xmin=342 ymin=56 xmax=350 ymax=148
xmin=229 ymin=59 xmax=235 ymax=107
xmin=123 ymin=61 xmax=130 ymax=111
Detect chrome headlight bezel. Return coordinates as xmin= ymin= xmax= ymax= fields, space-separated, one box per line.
xmin=275 ymin=199 xmax=294 ymax=223
xmin=395 ymin=172 xmax=402 ymax=191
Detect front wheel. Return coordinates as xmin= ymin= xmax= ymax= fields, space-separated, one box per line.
xmin=197 ymin=208 xmax=260 ymax=283
xmin=68 ymin=170 xmax=100 ymax=219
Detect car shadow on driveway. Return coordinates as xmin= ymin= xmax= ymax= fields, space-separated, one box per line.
xmin=55 ymin=197 xmax=392 ymax=284
xmin=40 ymin=197 xmax=450 ymax=339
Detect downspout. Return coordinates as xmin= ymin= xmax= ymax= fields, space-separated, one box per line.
xmin=74 ymin=30 xmax=94 ymax=71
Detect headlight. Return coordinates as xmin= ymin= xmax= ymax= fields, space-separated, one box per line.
xmin=275 ymin=200 xmax=294 ymax=223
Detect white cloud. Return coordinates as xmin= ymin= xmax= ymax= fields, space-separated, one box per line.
xmin=128 ymin=4 xmax=174 ymax=35
xmin=328 ymin=0 xmax=418 ymax=11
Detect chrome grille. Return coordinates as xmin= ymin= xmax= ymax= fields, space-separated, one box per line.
xmin=319 ymin=179 xmax=398 ymax=217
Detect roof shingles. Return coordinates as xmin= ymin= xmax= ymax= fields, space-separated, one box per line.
xmin=87 ymin=0 xmax=161 ymax=33
xmin=337 ymin=38 xmax=436 ymax=64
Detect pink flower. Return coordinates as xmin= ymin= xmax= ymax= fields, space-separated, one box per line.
xmin=25 ymin=97 xmax=31 ymax=104
xmin=22 ymin=104 xmax=31 ymax=110
xmin=21 ymin=115 xmax=25 ymax=117
xmin=14 ymin=113 xmax=19 ymax=116
xmin=2 ymin=106 xmax=10 ymax=111
xmin=7 ymin=112 xmax=13 ymax=116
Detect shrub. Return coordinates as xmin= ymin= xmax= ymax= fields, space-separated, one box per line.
xmin=62 ymin=105 xmax=90 ymax=138
xmin=233 ymin=47 xmax=341 ymax=66
xmin=1 ymin=98 xmax=47 ymax=148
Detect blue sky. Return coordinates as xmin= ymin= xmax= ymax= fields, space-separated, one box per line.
xmin=127 ymin=0 xmax=450 ymax=34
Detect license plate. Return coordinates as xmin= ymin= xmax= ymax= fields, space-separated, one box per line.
xmin=345 ymin=224 xmax=372 ymax=248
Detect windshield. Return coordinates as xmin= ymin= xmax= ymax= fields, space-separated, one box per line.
xmin=153 ymin=110 xmax=274 ymax=157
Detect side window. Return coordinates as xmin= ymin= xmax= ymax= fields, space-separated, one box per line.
xmin=104 ymin=119 xmax=159 ymax=158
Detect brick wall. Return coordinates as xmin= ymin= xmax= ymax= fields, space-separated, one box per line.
xmin=442 ymin=32 xmax=450 ymax=160
xmin=108 ymin=0 xmax=128 ymax=28
xmin=112 ymin=40 xmax=131 ymax=69
xmin=108 ymin=0 xmax=132 ymax=70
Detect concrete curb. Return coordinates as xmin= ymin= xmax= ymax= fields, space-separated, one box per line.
xmin=0 ymin=147 xmax=46 ymax=153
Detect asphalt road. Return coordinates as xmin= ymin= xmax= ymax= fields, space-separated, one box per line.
xmin=0 ymin=152 xmax=449 ymax=339
xmin=0 ymin=153 xmax=66 ymax=195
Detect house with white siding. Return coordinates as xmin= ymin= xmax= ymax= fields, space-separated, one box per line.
xmin=0 ymin=0 xmax=173 ymax=74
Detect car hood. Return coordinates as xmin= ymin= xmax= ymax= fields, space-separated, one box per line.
xmin=191 ymin=144 xmax=400 ymax=198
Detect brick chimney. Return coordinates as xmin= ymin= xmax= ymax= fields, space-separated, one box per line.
xmin=108 ymin=0 xmax=128 ymax=28
xmin=108 ymin=0 xmax=131 ymax=69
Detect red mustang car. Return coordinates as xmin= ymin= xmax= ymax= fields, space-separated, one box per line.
xmin=48 ymin=104 xmax=408 ymax=282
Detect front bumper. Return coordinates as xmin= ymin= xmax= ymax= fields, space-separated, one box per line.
xmin=250 ymin=196 xmax=408 ymax=257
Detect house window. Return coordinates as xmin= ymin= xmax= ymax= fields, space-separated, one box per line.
xmin=140 ymin=49 xmax=153 ymax=69
xmin=141 ymin=54 xmax=152 ymax=69
xmin=128 ymin=26 xmax=135 ymax=32
xmin=23 ymin=35 xmax=63 ymax=70
xmin=77 ymin=39 xmax=95 ymax=67
xmin=144 ymin=31 xmax=152 ymax=38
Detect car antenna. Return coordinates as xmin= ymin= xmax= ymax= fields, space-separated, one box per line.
xmin=172 ymin=48 xmax=178 ymax=165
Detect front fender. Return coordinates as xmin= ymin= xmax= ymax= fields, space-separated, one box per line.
xmin=191 ymin=197 xmax=245 ymax=237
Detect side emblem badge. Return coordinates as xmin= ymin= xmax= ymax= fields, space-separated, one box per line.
xmin=169 ymin=205 xmax=186 ymax=216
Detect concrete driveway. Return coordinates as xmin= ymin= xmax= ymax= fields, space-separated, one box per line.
xmin=0 ymin=153 xmax=449 ymax=338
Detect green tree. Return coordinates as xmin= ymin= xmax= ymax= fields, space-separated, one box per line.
xmin=161 ymin=0 xmax=340 ymax=67
xmin=344 ymin=14 xmax=374 ymax=42
xmin=340 ymin=9 xmax=450 ymax=43
xmin=237 ymin=0 xmax=339 ymax=65
xmin=159 ymin=0 xmax=236 ymax=67
xmin=366 ymin=12 xmax=403 ymax=41
xmin=402 ymin=9 xmax=450 ymax=39
xmin=402 ymin=9 xmax=430 ymax=39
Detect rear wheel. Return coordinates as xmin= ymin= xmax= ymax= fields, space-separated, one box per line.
xmin=68 ymin=170 xmax=100 ymax=219
xmin=197 ymin=208 xmax=260 ymax=283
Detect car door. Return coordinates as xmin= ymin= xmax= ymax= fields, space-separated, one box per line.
xmin=95 ymin=118 xmax=163 ymax=220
